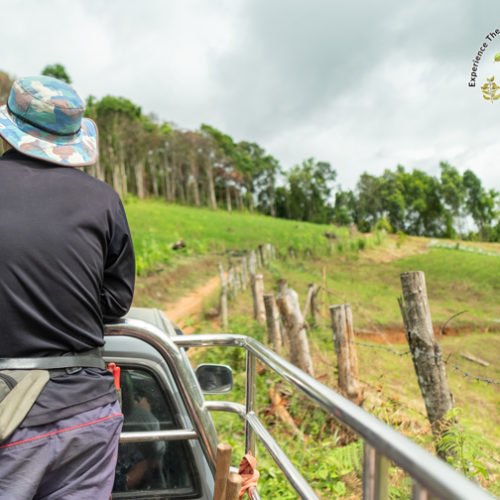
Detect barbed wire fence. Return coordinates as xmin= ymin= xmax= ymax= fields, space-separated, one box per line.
xmin=340 ymin=338 xmax=500 ymax=385
xmin=220 ymin=256 xmax=499 ymax=387
xmin=320 ymin=286 xmax=499 ymax=386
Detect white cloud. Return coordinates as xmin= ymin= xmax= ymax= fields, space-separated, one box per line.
xmin=1 ymin=0 xmax=500 ymax=194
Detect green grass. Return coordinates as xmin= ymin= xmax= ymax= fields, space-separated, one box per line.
xmin=123 ymin=197 xmax=383 ymax=275
xmin=391 ymin=249 xmax=500 ymax=322
xmin=126 ymin=199 xmax=500 ymax=497
xmin=262 ymin=247 xmax=500 ymax=329
xmin=124 ymin=197 xmax=342 ymax=251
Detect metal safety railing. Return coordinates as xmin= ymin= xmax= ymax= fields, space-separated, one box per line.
xmin=106 ymin=320 xmax=496 ymax=500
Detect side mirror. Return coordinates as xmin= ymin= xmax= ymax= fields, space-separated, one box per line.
xmin=195 ymin=364 xmax=233 ymax=394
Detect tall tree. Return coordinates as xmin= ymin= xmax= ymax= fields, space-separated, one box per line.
xmin=286 ymin=158 xmax=336 ymax=223
xmin=41 ymin=64 xmax=72 ymax=83
xmin=463 ymin=170 xmax=498 ymax=238
xmin=85 ymin=95 xmax=142 ymax=193
xmin=332 ymin=189 xmax=357 ymax=226
xmin=379 ymin=167 xmax=406 ymax=232
xmin=201 ymin=124 xmax=240 ymax=212
xmin=399 ymin=168 xmax=448 ymax=237
xmin=256 ymin=154 xmax=282 ymax=217
xmin=439 ymin=162 xmax=464 ymax=237
xmin=356 ymin=173 xmax=384 ymax=231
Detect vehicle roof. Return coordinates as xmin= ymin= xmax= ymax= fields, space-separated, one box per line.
xmin=124 ymin=307 xmax=179 ymax=336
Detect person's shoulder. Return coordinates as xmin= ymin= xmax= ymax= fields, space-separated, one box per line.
xmin=71 ymin=168 xmax=122 ymax=200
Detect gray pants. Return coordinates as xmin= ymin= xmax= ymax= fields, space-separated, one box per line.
xmin=0 ymin=401 xmax=123 ymax=500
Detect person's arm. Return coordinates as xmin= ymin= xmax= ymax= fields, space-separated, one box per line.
xmin=101 ymin=197 xmax=135 ymax=322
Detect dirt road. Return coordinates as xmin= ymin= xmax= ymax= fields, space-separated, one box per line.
xmin=163 ymin=275 xmax=220 ymax=333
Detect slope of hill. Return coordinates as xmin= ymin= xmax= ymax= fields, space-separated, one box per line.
xmin=125 ymin=199 xmax=500 ymax=498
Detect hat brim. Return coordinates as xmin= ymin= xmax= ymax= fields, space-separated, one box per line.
xmin=0 ymin=105 xmax=98 ymax=167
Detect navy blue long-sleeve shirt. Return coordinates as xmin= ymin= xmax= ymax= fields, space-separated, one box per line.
xmin=0 ymin=149 xmax=135 ymax=425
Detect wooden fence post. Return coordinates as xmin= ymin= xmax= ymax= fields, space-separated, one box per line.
xmin=213 ymin=442 xmax=232 ymax=500
xmin=311 ymin=285 xmax=320 ymax=326
xmin=399 ymin=271 xmax=453 ymax=448
xmin=264 ymin=293 xmax=282 ymax=352
xmin=255 ymin=247 xmax=262 ymax=269
xmin=329 ymin=303 xmax=362 ymax=403
xmin=270 ymin=244 xmax=276 ymax=261
xmin=251 ymin=273 xmax=266 ymax=324
xmin=225 ymin=472 xmax=242 ymax=500
xmin=218 ymin=263 xmax=228 ymax=330
xmin=265 ymin=243 xmax=272 ymax=263
xmin=344 ymin=304 xmax=362 ymax=402
xmin=227 ymin=264 xmax=235 ymax=299
xmin=240 ymin=258 xmax=248 ymax=291
xmin=276 ymin=289 xmax=314 ymax=376
xmin=278 ymin=278 xmax=288 ymax=295
xmin=302 ymin=283 xmax=316 ymax=320
xmin=233 ymin=263 xmax=241 ymax=296
xmin=321 ymin=266 xmax=327 ymax=319
xmin=258 ymin=244 xmax=266 ymax=268
xmin=248 ymin=250 xmax=257 ymax=275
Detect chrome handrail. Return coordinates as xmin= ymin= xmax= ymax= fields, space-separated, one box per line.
xmin=174 ymin=334 xmax=495 ymax=500
xmin=105 ymin=322 xmax=495 ymax=500
xmin=120 ymin=429 xmax=198 ymax=443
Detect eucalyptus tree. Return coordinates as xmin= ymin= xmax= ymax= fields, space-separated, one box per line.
xmin=141 ymin=114 xmax=169 ymax=199
xmin=177 ymin=130 xmax=208 ymax=206
xmin=86 ymin=95 xmax=142 ymax=195
xmin=234 ymin=141 xmax=282 ymax=215
xmin=195 ymin=130 xmax=218 ymax=210
xmin=200 ymin=124 xmax=240 ymax=212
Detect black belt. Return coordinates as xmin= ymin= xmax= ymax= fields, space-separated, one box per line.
xmin=0 ymin=348 xmax=105 ymax=370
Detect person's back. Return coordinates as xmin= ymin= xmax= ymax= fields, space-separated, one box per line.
xmin=0 ymin=150 xmax=132 ymax=357
xmin=0 ymin=76 xmax=135 ymax=500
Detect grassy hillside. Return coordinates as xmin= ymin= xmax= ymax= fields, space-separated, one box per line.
xmin=124 ymin=197 xmax=374 ymax=274
xmin=125 ymin=199 xmax=500 ymax=498
xmin=125 ymin=198 xmax=500 ymax=329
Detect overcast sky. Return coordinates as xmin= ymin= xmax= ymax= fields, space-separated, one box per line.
xmin=2 ymin=0 xmax=500 ymax=192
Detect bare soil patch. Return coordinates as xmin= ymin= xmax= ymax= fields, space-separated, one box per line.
xmin=356 ymin=323 xmax=499 ymax=344
xmin=163 ymin=275 xmax=221 ymax=333
xmin=361 ymin=234 xmax=430 ymax=263
xmin=132 ymin=254 xmax=220 ymax=309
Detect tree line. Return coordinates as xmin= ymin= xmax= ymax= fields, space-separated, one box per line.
xmin=333 ymin=164 xmax=499 ymax=240
xmin=1 ymin=66 xmax=499 ymax=241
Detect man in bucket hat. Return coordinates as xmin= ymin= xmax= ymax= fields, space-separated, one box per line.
xmin=0 ymin=76 xmax=135 ymax=499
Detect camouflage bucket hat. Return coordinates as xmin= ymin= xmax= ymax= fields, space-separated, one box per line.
xmin=0 ymin=76 xmax=98 ymax=167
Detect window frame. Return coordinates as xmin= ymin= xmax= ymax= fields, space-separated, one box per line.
xmin=110 ymin=358 xmax=203 ymax=499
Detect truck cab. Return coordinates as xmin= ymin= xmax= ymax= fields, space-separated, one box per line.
xmin=106 ymin=308 xmax=218 ymax=499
